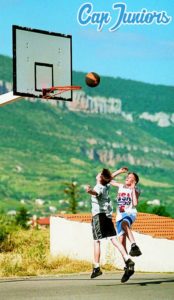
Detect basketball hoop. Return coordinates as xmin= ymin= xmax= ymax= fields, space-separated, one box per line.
xmin=42 ymin=86 xmax=82 ymax=99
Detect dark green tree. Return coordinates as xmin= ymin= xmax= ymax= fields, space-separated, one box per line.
xmin=0 ymin=213 xmax=18 ymax=252
xmin=15 ymin=207 xmax=30 ymax=229
xmin=151 ymin=205 xmax=170 ymax=217
xmin=64 ymin=181 xmax=79 ymax=214
xmin=137 ymin=201 xmax=171 ymax=218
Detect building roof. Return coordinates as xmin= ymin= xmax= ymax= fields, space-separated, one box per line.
xmin=55 ymin=212 xmax=174 ymax=241
xmin=37 ymin=217 xmax=50 ymax=226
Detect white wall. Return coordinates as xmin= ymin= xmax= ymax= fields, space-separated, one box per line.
xmin=50 ymin=216 xmax=174 ymax=272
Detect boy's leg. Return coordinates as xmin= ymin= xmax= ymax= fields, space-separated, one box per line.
xmin=121 ymin=221 xmax=135 ymax=244
xmin=110 ymin=237 xmax=129 ymax=262
xmin=121 ymin=259 xmax=135 ymax=283
xmin=94 ymin=240 xmax=100 ymax=265
xmin=119 ymin=233 xmax=127 ymax=253
xmin=110 ymin=237 xmax=135 ymax=283
xmin=121 ymin=221 xmax=142 ymax=256
xmin=91 ymin=214 xmax=106 ymax=279
xmin=91 ymin=240 xmax=102 ymax=279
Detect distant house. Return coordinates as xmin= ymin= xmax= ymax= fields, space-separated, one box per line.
xmin=32 ymin=217 xmax=50 ymax=228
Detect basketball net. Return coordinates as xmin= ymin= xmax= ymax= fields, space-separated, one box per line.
xmin=42 ymin=86 xmax=81 ymax=99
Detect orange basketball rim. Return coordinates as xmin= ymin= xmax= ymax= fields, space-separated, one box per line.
xmin=42 ymin=85 xmax=82 ymax=99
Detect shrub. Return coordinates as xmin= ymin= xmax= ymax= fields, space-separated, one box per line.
xmin=15 ymin=207 xmax=30 ymax=229
xmin=0 ymin=214 xmax=19 ymax=252
xmin=137 ymin=201 xmax=171 ymax=217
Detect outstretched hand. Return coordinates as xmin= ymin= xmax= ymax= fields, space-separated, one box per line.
xmin=85 ymin=184 xmax=92 ymax=193
xmin=111 ymin=166 xmax=128 ymax=179
xmin=119 ymin=166 xmax=128 ymax=173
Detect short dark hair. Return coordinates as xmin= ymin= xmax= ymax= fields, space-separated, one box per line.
xmin=129 ymin=172 xmax=139 ymax=184
xmin=101 ymin=168 xmax=112 ymax=183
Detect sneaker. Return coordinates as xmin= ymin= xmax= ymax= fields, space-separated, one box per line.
xmin=129 ymin=244 xmax=142 ymax=257
xmin=91 ymin=267 xmax=102 ymax=279
xmin=121 ymin=259 xmax=135 ymax=283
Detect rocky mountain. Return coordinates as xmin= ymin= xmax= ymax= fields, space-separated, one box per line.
xmin=0 ymin=55 xmax=174 ymax=217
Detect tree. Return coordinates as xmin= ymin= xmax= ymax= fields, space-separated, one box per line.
xmin=137 ymin=201 xmax=171 ymax=218
xmin=0 ymin=213 xmax=18 ymax=252
xmin=15 ymin=207 xmax=30 ymax=229
xmin=63 ymin=181 xmax=79 ymax=214
xmin=151 ymin=205 xmax=170 ymax=217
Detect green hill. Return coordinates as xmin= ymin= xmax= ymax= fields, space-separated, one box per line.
xmin=1 ymin=54 xmax=174 ymax=113
xmin=0 ymin=55 xmax=174 ymax=217
xmin=0 ymin=55 xmax=12 ymax=82
xmin=73 ymin=71 xmax=174 ymax=113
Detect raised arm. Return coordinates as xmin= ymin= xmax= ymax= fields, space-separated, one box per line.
xmin=110 ymin=167 xmax=128 ymax=187
xmin=111 ymin=167 xmax=128 ymax=179
xmin=85 ymin=185 xmax=98 ymax=196
xmin=131 ymin=187 xmax=140 ymax=206
xmin=110 ymin=180 xmax=122 ymax=188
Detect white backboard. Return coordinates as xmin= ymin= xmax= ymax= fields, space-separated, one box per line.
xmin=13 ymin=25 xmax=72 ymax=101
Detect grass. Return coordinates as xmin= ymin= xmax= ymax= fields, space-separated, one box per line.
xmin=0 ymin=228 xmax=116 ymax=278
xmin=140 ymin=177 xmax=174 ymax=188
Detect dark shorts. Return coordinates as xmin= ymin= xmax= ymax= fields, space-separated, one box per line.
xmin=92 ymin=213 xmax=116 ymax=240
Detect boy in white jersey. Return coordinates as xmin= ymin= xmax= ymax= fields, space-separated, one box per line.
xmin=86 ymin=168 xmax=135 ymax=283
xmin=111 ymin=170 xmax=142 ymax=257
xmin=111 ymin=169 xmax=142 ymax=283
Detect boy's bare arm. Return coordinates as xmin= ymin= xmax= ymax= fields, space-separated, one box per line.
xmin=111 ymin=167 xmax=128 ymax=179
xmin=85 ymin=185 xmax=98 ymax=196
xmin=110 ymin=167 xmax=128 ymax=188
xmin=110 ymin=180 xmax=121 ymax=187
xmin=129 ymin=178 xmax=140 ymax=206
xmin=132 ymin=186 xmax=139 ymax=206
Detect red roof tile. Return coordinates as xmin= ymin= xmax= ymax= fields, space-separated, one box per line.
xmin=56 ymin=212 xmax=174 ymax=241
xmin=37 ymin=217 xmax=50 ymax=225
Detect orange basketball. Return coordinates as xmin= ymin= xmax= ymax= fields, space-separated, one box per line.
xmin=85 ymin=72 xmax=100 ymax=87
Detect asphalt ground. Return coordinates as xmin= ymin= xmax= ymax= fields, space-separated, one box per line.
xmin=0 ymin=272 xmax=174 ymax=300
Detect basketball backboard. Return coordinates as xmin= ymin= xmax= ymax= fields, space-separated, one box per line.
xmin=13 ymin=25 xmax=72 ymax=101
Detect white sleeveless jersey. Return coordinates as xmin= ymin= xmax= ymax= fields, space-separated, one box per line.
xmin=116 ymin=184 xmax=139 ymax=221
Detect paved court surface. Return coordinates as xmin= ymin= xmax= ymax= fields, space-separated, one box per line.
xmin=0 ymin=272 xmax=174 ymax=300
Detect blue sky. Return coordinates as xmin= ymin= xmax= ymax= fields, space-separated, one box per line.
xmin=0 ymin=0 xmax=174 ymax=86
